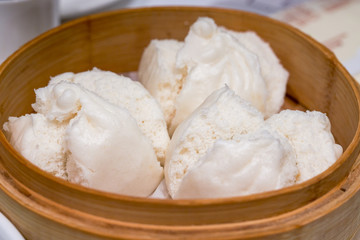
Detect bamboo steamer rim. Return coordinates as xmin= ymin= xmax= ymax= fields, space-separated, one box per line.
xmin=2 ymin=143 xmax=360 ymax=238
xmin=0 ymin=6 xmax=360 ymax=208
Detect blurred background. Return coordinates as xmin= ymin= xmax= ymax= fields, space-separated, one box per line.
xmin=0 ymin=0 xmax=360 ymax=239
xmin=1 ymin=0 xmax=359 ymax=82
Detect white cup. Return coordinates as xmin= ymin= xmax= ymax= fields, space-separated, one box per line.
xmin=0 ymin=0 xmax=60 ymax=63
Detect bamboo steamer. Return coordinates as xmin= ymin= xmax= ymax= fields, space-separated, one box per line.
xmin=0 ymin=7 xmax=360 ymax=239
